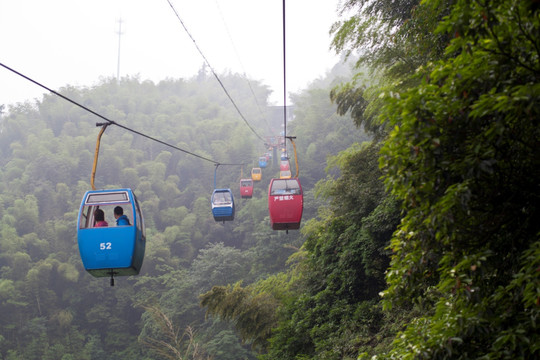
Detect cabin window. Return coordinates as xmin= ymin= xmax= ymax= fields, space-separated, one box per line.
xmin=270 ymin=180 xmax=301 ymax=196
xmin=213 ymin=192 xmax=232 ymax=205
xmin=79 ymin=203 xmax=134 ymax=229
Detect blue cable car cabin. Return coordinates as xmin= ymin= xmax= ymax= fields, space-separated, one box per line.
xmin=77 ymin=189 xmax=146 ymax=282
xmin=211 ymin=189 xmax=235 ymax=222
xmin=258 ymin=156 xmax=268 ymax=168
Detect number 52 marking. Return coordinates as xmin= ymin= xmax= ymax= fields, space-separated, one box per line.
xmin=100 ymin=242 xmax=112 ymax=250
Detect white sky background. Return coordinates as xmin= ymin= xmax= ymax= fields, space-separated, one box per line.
xmin=0 ymin=0 xmax=344 ymax=107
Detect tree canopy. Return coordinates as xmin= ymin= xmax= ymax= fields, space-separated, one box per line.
xmin=0 ymin=60 xmax=365 ymax=359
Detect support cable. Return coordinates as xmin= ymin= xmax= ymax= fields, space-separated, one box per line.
xmin=282 ymin=0 xmax=287 ymax=153
xmin=0 ymin=62 xmax=240 ymax=166
xmin=165 ymin=0 xmax=266 ymax=143
xmin=91 ymin=123 xmax=109 ymax=190
xmin=212 ymin=0 xmax=271 ymax=132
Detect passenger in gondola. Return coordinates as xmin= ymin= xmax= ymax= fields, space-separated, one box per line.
xmin=114 ymin=206 xmax=131 ymax=226
xmin=94 ymin=209 xmax=108 ymax=227
xmin=214 ymin=192 xmax=231 ymax=205
xmin=214 ymin=193 xmax=223 ymax=204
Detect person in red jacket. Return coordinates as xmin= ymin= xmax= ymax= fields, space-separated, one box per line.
xmin=94 ymin=209 xmax=108 ymax=227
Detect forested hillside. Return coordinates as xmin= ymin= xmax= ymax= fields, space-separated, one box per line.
xmin=0 ymin=60 xmax=366 ymax=359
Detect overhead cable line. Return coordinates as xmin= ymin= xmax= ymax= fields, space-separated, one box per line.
xmin=213 ymin=0 xmax=271 ymax=132
xmin=282 ymin=0 xmax=287 ymax=152
xmin=0 ymin=62 xmax=244 ymax=167
xmin=165 ymin=0 xmax=266 ymax=143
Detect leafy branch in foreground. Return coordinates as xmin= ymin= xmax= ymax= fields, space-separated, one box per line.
xmin=200 ymin=280 xmax=283 ymax=353
xmin=139 ymin=304 xmax=211 ymax=360
xmin=375 ymin=0 xmax=539 ymax=358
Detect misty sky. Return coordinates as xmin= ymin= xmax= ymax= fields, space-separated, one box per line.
xmin=0 ymin=0 xmax=344 ymax=107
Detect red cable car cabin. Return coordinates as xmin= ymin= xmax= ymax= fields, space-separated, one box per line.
xmin=240 ymin=178 xmax=254 ymax=198
xmin=268 ymin=178 xmax=303 ymax=231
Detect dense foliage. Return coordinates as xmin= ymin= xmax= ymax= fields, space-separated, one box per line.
xmin=378 ymin=0 xmax=540 ymax=358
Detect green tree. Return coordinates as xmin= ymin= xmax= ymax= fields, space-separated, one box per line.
xmin=139 ymin=305 xmax=211 ymax=360
xmin=190 ymin=243 xmax=251 ymax=294
xmin=330 ymin=0 xmax=450 ymax=135
xmin=202 ymin=326 xmax=254 ymax=360
xmin=261 ymin=143 xmax=402 ymax=359
xmin=375 ymin=0 xmax=540 ymax=358
xmin=10 ymin=195 xmax=39 ymax=236
xmin=200 ymin=282 xmax=279 ymax=353
xmin=289 ymin=81 xmax=369 ymax=188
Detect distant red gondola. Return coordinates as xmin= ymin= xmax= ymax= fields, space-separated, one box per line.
xmin=240 ymin=178 xmax=254 ymax=199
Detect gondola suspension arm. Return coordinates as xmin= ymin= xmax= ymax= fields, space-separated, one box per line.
xmin=91 ymin=123 xmax=109 ymax=191
xmin=287 ymin=136 xmax=299 ymax=178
